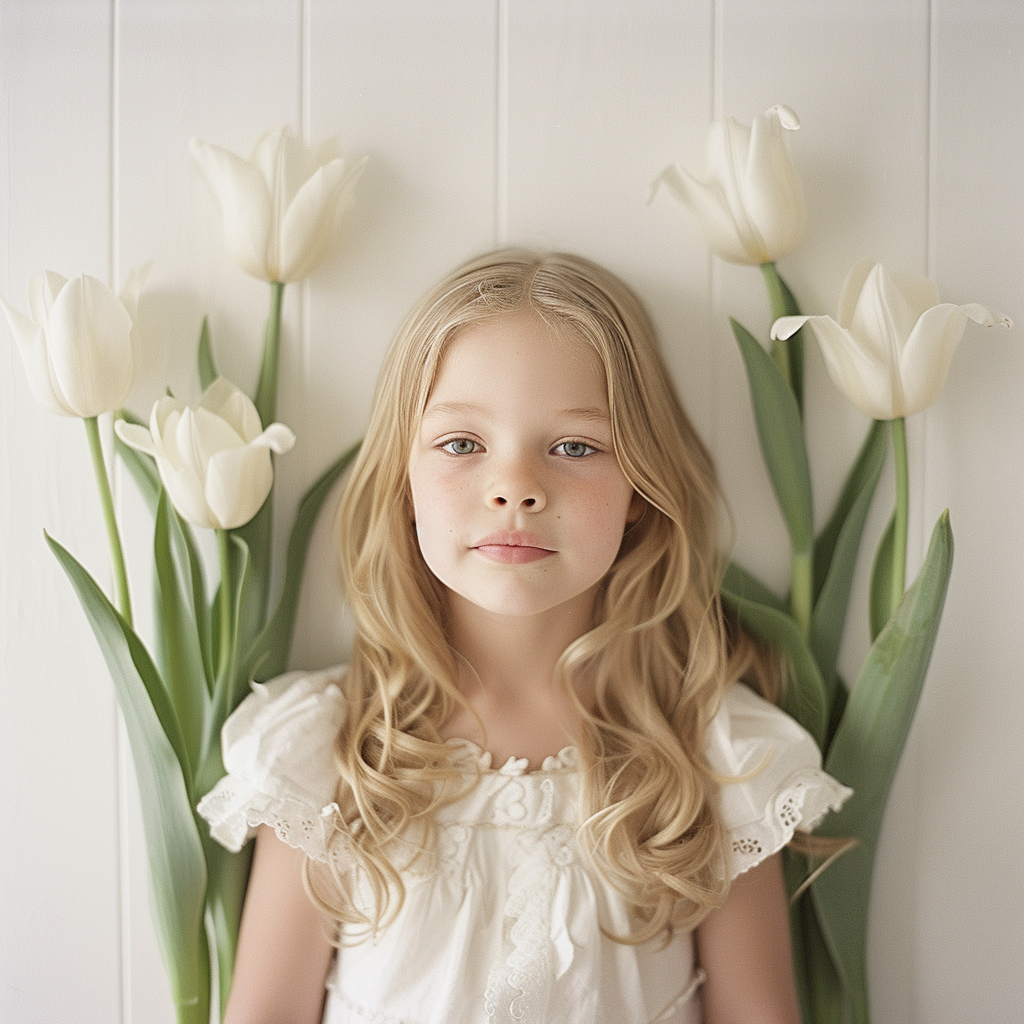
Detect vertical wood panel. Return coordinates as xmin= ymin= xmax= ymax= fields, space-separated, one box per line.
xmin=115 ymin=2 xmax=302 ymax=1019
xmin=918 ymin=2 xmax=1024 ymax=1020
xmin=504 ymin=0 xmax=716 ymax=445
xmin=0 ymin=2 xmax=122 ymax=1022
xmin=292 ymin=0 xmax=498 ymax=671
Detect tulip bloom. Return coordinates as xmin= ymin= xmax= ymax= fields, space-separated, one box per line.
xmin=190 ymin=126 xmax=365 ymax=283
xmin=772 ymin=259 xmax=1012 ymax=419
xmin=115 ymin=378 xmax=295 ymax=530
xmin=653 ymin=105 xmax=806 ymax=266
xmin=2 ymin=267 xmax=147 ymax=418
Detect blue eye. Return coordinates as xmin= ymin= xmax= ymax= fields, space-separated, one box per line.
xmin=441 ymin=438 xmax=480 ymax=455
xmin=554 ymin=441 xmax=597 ymax=458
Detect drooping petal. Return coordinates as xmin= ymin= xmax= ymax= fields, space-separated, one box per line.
xmin=1 ymin=297 xmax=71 ymax=415
xmin=250 ymin=422 xmax=296 ymax=454
xmin=277 ymin=157 xmax=365 ymax=282
xmin=205 ymin=444 xmax=275 ymax=529
xmin=802 ymin=314 xmax=896 ymax=420
xmin=46 ymin=274 xmax=133 ymax=417
xmin=114 ymin=420 xmax=160 ymax=458
xmin=190 ymin=138 xmax=274 ymax=281
xmin=770 ymin=315 xmax=810 ymax=341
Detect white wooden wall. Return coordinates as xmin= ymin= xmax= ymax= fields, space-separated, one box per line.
xmin=2 ymin=2 xmax=1021 ymax=1021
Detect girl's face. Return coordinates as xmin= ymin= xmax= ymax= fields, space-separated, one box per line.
xmin=407 ymin=309 xmax=642 ymax=623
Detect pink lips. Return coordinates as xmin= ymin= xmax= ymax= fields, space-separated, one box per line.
xmin=472 ymin=531 xmax=554 ymax=565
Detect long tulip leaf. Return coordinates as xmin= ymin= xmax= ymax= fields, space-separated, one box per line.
xmin=810 ymin=421 xmax=888 ymax=691
xmin=761 ymin=262 xmax=805 ymax=412
xmin=812 ymin=511 xmax=953 ymax=1020
xmin=721 ymin=581 xmax=828 ymax=747
xmin=46 ymin=534 xmax=210 ymax=1018
xmin=197 ymin=315 xmax=217 ymax=391
xmin=731 ymin=317 xmax=814 ymax=555
xmin=205 ymin=840 xmax=254 ymax=1017
xmin=870 ymin=510 xmax=897 ymax=641
xmin=243 ymin=440 xmax=361 ymax=684
xmin=153 ymin=491 xmax=213 ymax=771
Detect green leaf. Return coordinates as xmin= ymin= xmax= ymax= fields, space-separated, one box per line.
xmin=731 ymin=317 xmax=814 ymax=556
xmin=809 ymin=421 xmax=888 ymax=691
xmin=812 ymin=511 xmax=954 ymax=1022
xmin=761 ymin=262 xmax=805 ymax=412
xmin=722 ymin=559 xmax=787 ymax=614
xmin=205 ymin=840 xmax=254 ymax=1018
xmin=870 ymin=510 xmax=897 ymax=641
xmin=153 ymin=491 xmax=213 ymax=771
xmin=721 ymin=579 xmax=828 ymax=747
xmin=46 ymin=534 xmax=210 ymax=1019
xmin=242 ymin=440 xmax=362 ymax=684
xmin=197 ymin=316 xmax=217 ymax=391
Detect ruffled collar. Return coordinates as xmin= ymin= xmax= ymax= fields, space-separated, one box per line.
xmin=443 ymin=737 xmax=580 ymax=776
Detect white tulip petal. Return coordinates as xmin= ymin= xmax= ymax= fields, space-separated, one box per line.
xmin=770 ymin=315 xmax=810 ymax=341
xmin=848 ymin=264 xmax=908 ymax=367
xmin=654 ymin=165 xmax=752 ymax=265
xmin=181 ymin=407 xmax=246 ymax=479
xmin=959 ymin=303 xmax=1012 ymax=329
xmin=119 ymin=262 xmax=152 ymax=321
xmin=191 ymin=138 xmax=274 ymax=281
xmin=1 ymin=297 xmax=72 ymax=415
xmin=897 ymin=303 xmax=971 ymax=416
xmin=199 ymin=378 xmax=262 ymax=440
xmin=158 ymin=456 xmax=220 ymax=529
xmin=151 ymin=399 xmax=186 ymax=461
xmin=28 ymin=270 xmax=68 ymax=329
xmin=711 ymin=116 xmax=769 ymax=263
xmin=278 ymin=158 xmax=362 ymax=282
xmin=47 ymin=274 xmax=134 ymax=417
xmin=114 ymin=421 xmax=159 ymax=458
xmin=803 ymin=314 xmax=896 ymax=420
xmin=251 ymin=422 xmax=296 ymax=454
xmin=742 ymin=107 xmax=805 ymax=261
xmin=205 ymin=445 xmax=274 ymax=529
xmin=836 ymin=259 xmax=877 ymax=328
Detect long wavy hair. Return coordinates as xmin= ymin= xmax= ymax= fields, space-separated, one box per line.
xmin=308 ymin=249 xmax=780 ymax=942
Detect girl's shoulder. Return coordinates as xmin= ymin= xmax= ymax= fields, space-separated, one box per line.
xmin=705 ymin=682 xmax=852 ymax=878
xmin=197 ymin=665 xmax=349 ymax=860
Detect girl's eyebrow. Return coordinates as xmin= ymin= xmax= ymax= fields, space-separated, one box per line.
xmin=422 ymin=401 xmax=610 ymax=422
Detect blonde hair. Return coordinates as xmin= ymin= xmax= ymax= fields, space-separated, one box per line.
xmin=309 ymin=249 xmax=779 ymax=942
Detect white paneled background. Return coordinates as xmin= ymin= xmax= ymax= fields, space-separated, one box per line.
xmin=1 ymin=1 xmax=1021 ymax=1021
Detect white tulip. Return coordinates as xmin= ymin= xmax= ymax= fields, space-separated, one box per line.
xmin=653 ymin=105 xmax=806 ymax=265
xmin=115 ymin=378 xmax=295 ymax=530
xmin=772 ymin=259 xmax=1012 ymax=419
xmin=2 ymin=266 xmax=148 ymax=418
xmin=190 ymin=126 xmax=365 ymax=283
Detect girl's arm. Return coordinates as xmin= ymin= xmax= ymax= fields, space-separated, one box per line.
xmin=223 ymin=824 xmax=336 ymax=1024
xmin=695 ymin=853 xmax=801 ymax=1024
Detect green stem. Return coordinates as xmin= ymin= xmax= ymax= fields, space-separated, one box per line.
xmin=891 ymin=417 xmax=909 ymax=611
xmin=216 ymin=529 xmax=234 ymax=680
xmin=791 ymin=547 xmax=813 ymax=640
xmin=761 ymin=261 xmax=805 ymax=414
xmin=254 ymin=280 xmax=285 ymax=427
xmin=84 ymin=416 xmax=133 ymax=626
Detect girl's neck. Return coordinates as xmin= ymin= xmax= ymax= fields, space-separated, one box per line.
xmin=439 ymin=588 xmax=598 ymax=768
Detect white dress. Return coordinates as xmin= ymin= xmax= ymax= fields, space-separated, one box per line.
xmin=198 ymin=667 xmax=850 ymax=1024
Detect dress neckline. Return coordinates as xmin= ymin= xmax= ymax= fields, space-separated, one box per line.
xmin=443 ymin=737 xmax=580 ymax=776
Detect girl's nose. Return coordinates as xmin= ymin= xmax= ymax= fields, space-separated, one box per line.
xmin=487 ymin=464 xmax=546 ymax=512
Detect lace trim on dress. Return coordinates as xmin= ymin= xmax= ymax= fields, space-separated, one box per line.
xmin=196 ymin=777 xmax=344 ymax=863
xmin=727 ymin=767 xmax=850 ymax=877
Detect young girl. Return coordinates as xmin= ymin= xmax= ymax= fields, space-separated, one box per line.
xmin=199 ymin=249 xmax=850 ymax=1024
